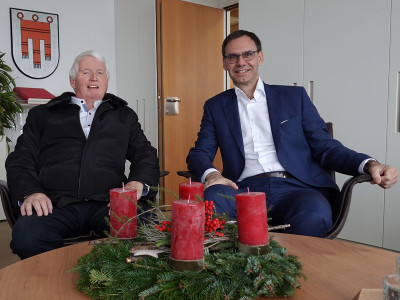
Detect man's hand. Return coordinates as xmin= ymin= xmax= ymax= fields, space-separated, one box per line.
xmin=365 ymin=161 xmax=398 ymax=189
xmin=107 ymin=181 xmax=144 ymax=216
xmin=204 ymin=171 xmax=239 ymax=190
xmin=125 ymin=181 xmax=144 ymax=200
xmin=21 ymin=193 xmax=53 ymax=217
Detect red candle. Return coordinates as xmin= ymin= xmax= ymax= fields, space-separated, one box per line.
xmin=236 ymin=192 xmax=269 ymax=246
xmin=109 ymin=187 xmax=137 ymax=239
xmin=170 ymin=200 xmax=205 ymax=260
xmin=179 ymin=181 xmax=204 ymax=201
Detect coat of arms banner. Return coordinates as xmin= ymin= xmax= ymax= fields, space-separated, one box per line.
xmin=10 ymin=8 xmax=60 ymax=79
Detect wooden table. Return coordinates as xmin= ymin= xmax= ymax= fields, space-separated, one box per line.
xmin=0 ymin=233 xmax=397 ymax=300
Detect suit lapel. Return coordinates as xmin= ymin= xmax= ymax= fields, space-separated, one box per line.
xmin=264 ymin=83 xmax=283 ymax=148
xmin=223 ymin=89 xmax=245 ymax=158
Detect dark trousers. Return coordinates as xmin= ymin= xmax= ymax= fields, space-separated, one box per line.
xmin=10 ymin=201 xmax=109 ymax=259
xmin=204 ymin=176 xmax=334 ymax=237
xmin=11 ymin=200 xmax=156 ymax=260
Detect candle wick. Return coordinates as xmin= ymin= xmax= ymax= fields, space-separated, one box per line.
xmin=247 ymin=187 xmax=250 ymax=194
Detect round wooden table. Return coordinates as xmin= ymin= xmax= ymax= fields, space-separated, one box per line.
xmin=0 ymin=233 xmax=397 ymax=299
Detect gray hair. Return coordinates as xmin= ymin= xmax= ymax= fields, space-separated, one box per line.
xmin=69 ymin=50 xmax=110 ymax=80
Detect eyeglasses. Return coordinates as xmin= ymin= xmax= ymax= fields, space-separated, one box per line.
xmin=224 ymin=50 xmax=259 ymax=64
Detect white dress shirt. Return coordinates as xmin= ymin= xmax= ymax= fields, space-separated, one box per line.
xmin=70 ymin=96 xmax=102 ymax=138
xmin=236 ymin=78 xmax=285 ymax=181
xmin=202 ymin=78 xmax=284 ymax=182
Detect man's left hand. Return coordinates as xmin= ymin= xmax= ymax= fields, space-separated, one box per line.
xmin=366 ymin=161 xmax=398 ymax=189
xmin=107 ymin=181 xmax=144 ymax=216
xmin=124 ymin=181 xmax=144 ymax=200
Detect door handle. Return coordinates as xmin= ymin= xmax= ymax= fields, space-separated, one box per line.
xmin=165 ymin=97 xmax=181 ymax=115
xmin=308 ymin=81 xmax=314 ymax=102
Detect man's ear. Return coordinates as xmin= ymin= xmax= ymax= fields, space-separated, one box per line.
xmin=222 ymin=57 xmax=228 ymax=71
xmin=69 ymin=77 xmax=75 ymax=89
xmin=258 ymin=50 xmax=264 ymax=66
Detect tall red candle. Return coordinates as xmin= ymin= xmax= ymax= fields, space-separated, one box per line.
xmin=109 ymin=188 xmax=137 ymax=239
xmin=179 ymin=181 xmax=204 ymax=201
xmin=170 ymin=200 xmax=205 ymax=260
xmin=236 ymin=192 xmax=269 ymax=246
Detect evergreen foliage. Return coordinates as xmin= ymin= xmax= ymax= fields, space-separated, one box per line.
xmin=73 ymin=237 xmax=305 ymax=299
xmin=0 ymin=52 xmax=23 ymax=140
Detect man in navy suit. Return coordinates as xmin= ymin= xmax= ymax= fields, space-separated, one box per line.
xmin=187 ymin=30 xmax=398 ymax=237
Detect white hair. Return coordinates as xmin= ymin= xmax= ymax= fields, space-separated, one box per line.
xmin=69 ymin=50 xmax=110 ymax=80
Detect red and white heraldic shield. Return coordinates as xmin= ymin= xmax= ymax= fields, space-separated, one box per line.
xmin=10 ymin=8 xmax=60 ymax=79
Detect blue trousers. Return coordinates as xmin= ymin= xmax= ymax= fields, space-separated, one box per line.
xmin=11 ymin=200 xmax=154 ymax=259
xmin=204 ymin=176 xmax=334 ymax=237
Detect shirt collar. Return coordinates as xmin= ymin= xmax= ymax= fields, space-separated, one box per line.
xmin=234 ymin=77 xmax=265 ymax=102
xmin=71 ymin=96 xmax=102 ymax=112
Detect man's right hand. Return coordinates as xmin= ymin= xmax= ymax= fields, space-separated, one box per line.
xmin=204 ymin=171 xmax=239 ymax=190
xmin=21 ymin=193 xmax=53 ymax=217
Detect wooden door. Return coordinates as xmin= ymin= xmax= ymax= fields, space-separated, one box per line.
xmin=157 ymin=0 xmax=224 ymax=206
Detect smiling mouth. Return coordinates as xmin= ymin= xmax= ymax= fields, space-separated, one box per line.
xmin=236 ymin=70 xmax=249 ymax=74
xmin=88 ymin=85 xmax=99 ymax=89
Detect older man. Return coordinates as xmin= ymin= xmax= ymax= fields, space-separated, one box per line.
xmin=6 ymin=50 xmax=160 ymax=259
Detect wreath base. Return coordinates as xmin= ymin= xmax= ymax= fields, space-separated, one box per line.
xmin=238 ymin=242 xmax=270 ymax=255
xmin=169 ymin=256 xmax=204 ymax=272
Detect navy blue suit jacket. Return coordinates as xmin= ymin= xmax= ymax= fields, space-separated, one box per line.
xmin=187 ymin=83 xmax=370 ymax=192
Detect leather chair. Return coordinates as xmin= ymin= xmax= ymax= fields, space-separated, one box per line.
xmin=0 ymin=170 xmax=170 ymax=246
xmin=177 ymin=123 xmax=372 ymax=239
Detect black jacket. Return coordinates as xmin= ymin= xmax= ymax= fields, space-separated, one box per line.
xmin=6 ymin=92 xmax=160 ymax=209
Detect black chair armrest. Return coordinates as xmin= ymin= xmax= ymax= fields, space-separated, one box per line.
xmin=326 ymin=174 xmax=372 ymax=239
xmin=160 ymin=170 xmax=170 ymax=177
xmin=177 ymin=170 xmax=195 ymax=180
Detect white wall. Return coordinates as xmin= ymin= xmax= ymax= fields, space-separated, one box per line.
xmin=0 ymin=0 xmax=117 ymax=218
xmin=114 ymin=0 xmax=158 ymax=148
xmin=238 ymin=0 xmax=400 ymax=250
xmin=184 ymin=0 xmax=237 ymax=8
xmin=0 ymin=0 xmax=117 ymax=97
xmin=184 ymin=0 xmax=220 ymax=7
xmin=0 ymin=0 xmax=117 ymax=156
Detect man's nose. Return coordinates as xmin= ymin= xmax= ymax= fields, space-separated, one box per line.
xmin=90 ymin=73 xmax=98 ymax=81
xmin=236 ymin=55 xmax=246 ymax=65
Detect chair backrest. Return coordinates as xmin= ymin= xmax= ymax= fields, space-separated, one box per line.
xmin=326 ymin=174 xmax=371 ymax=239
xmin=324 ymin=122 xmax=372 ymax=238
xmin=0 ymin=180 xmax=17 ymax=228
xmin=325 ymin=122 xmax=336 ymax=182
